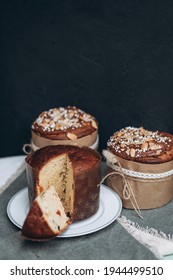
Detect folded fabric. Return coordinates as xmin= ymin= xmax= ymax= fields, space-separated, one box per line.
xmin=118 ymin=216 xmax=173 ymax=259
xmin=0 ymin=155 xmax=25 ymax=194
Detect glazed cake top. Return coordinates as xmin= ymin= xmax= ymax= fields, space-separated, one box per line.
xmin=26 ymin=145 xmax=101 ymax=171
xmin=107 ymin=127 xmax=173 ymax=163
xmin=32 ymin=106 xmax=98 ymax=140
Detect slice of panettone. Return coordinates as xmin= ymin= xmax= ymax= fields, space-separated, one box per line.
xmin=21 ymin=186 xmax=71 ymax=241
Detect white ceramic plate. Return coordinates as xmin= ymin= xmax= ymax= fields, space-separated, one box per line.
xmin=7 ymin=184 xmax=122 ymax=238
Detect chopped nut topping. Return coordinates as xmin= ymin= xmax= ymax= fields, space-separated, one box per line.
xmin=141 ymin=142 xmax=148 ymax=151
xmin=32 ymin=106 xmax=97 ymax=133
xmin=91 ymin=120 xmax=98 ymax=129
xmin=149 ymin=143 xmax=160 ymax=150
xmin=67 ymin=133 xmax=77 ymax=140
xmin=130 ymin=148 xmax=135 ymax=157
xmin=107 ymin=126 xmax=173 ymax=160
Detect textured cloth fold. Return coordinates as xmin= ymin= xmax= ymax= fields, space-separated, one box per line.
xmin=0 ymin=155 xmax=25 ymax=194
xmin=118 ymin=216 xmax=173 ymax=259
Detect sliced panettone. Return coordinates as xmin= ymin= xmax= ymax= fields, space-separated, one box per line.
xmin=35 ymin=152 xmax=74 ymax=221
xmin=22 ymin=186 xmax=71 ymax=240
xmin=26 ymin=145 xmax=101 ymax=222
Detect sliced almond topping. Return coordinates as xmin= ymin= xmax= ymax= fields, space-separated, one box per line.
xmin=117 ymin=131 xmax=123 ymax=137
xmin=49 ymin=120 xmax=55 ymax=126
xmin=53 ymin=110 xmax=61 ymax=119
xmin=55 ymin=124 xmax=61 ymax=130
xmin=149 ymin=142 xmax=159 ymax=150
xmin=124 ymin=135 xmax=132 ymax=140
xmin=67 ymin=132 xmax=77 ymax=140
xmin=68 ymin=112 xmax=74 ymax=118
xmin=141 ymin=142 xmax=148 ymax=151
xmin=91 ymin=120 xmax=97 ymax=129
xmin=42 ymin=119 xmax=50 ymax=125
xmin=120 ymin=144 xmax=125 ymax=148
xmin=150 ymin=144 xmax=160 ymax=150
xmin=44 ymin=118 xmax=50 ymax=123
xmin=130 ymin=148 xmax=136 ymax=157
xmin=149 ymin=142 xmax=154 ymax=147
xmin=156 ymin=150 xmax=161 ymax=155
xmin=139 ymin=127 xmax=145 ymax=133
xmin=52 ymin=108 xmax=60 ymax=114
xmin=133 ymin=141 xmax=142 ymax=145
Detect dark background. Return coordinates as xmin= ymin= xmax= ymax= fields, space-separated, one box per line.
xmin=1 ymin=0 xmax=173 ymax=157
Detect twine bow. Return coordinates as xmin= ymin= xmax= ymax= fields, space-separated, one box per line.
xmin=100 ymin=150 xmax=143 ymax=219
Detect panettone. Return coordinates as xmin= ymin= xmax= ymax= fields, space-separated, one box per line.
xmin=30 ymin=106 xmax=99 ymax=150
xmin=25 ymin=145 xmax=101 ymax=222
xmin=107 ymin=127 xmax=173 ymax=163
xmin=105 ymin=127 xmax=173 ymax=210
xmin=22 ymin=186 xmax=71 ymax=240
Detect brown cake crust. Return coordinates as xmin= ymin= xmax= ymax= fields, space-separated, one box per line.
xmin=26 ymin=145 xmax=100 ymax=170
xmin=31 ymin=106 xmax=98 ymax=140
xmin=26 ymin=145 xmax=101 ymax=221
xmin=107 ymin=127 xmax=173 ymax=163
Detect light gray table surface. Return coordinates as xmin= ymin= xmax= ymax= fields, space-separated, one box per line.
xmin=0 ymin=170 xmax=162 ymax=260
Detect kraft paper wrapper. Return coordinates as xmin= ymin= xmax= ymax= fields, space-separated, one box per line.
xmin=32 ymin=130 xmax=98 ymax=150
xmin=105 ymin=155 xmax=173 ymax=209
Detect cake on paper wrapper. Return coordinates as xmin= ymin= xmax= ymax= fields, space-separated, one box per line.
xmin=103 ymin=127 xmax=173 ymax=212
xmin=23 ymin=145 xmax=101 ymax=240
xmin=23 ymin=106 xmax=99 ymax=153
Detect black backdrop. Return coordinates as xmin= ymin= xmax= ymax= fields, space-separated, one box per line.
xmin=1 ymin=0 xmax=173 ymax=157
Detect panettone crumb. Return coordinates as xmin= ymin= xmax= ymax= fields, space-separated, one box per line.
xmin=38 ymin=154 xmax=74 ymax=217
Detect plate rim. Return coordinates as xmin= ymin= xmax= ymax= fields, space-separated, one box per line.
xmin=7 ymin=184 xmax=122 ymax=238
